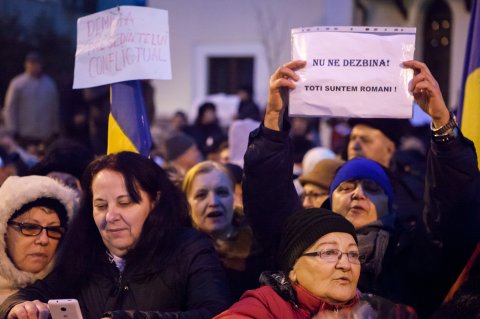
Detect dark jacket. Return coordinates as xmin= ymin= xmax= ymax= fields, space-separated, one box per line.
xmin=184 ymin=123 xmax=226 ymax=157
xmin=431 ymin=245 xmax=480 ymax=319
xmin=242 ymin=123 xmax=479 ymax=318
xmin=0 ymin=228 xmax=230 ymax=319
xmin=213 ymin=210 xmax=267 ymax=301
xmin=389 ymin=148 xmax=426 ymax=226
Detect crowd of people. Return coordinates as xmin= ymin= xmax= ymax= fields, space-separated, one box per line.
xmin=0 ymin=49 xmax=478 ymax=319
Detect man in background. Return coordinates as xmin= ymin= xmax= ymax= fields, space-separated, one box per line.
xmin=2 ymin=51 xmax=60 ymax=154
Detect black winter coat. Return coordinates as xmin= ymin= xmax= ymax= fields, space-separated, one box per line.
xmin=242 ymin=123 xmax=479 ymax=319
xmin=0 ymin=229 xmax=230 ymax=319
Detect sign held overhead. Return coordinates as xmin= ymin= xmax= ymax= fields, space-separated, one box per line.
xmin=73 ymin=6 xmax=172 ymax=89
xmin=289 ymin=26 xmax=416 ymax=119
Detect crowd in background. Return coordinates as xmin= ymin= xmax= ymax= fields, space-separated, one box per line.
xmin=0 ymin=51 xmax=478 ymax=319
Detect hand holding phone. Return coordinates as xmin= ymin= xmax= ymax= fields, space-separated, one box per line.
xmin=48 ymin=299 xmax=83 ymax=319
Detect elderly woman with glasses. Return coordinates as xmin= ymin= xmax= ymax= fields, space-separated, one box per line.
xmin=241 ymin=59 xmax=480 ymax=318
xmin=215 ymin=208 xmax=416 ymax=318
xmin=0 ymin=175 xmax=76 ymax=303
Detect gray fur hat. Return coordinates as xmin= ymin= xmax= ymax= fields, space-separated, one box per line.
xmin=0 ymin=175 xmax=76 ymax=290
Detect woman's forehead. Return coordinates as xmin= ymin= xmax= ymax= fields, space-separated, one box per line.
xmin=312 ymin=232 xmax=357 ymax=247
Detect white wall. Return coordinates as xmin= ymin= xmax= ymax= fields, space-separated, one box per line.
xmin=148 ymin=0 xmax=354 ymax=118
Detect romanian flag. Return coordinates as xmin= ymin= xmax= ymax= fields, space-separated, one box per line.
xmin=107 ymin=80 xmax=152 ymax=156
xmin=457 ymin=0 xmax=480 ymax=166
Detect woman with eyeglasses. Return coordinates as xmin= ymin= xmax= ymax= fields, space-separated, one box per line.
xmin=298 ymin=158 xmax=345 ymax=209
xmin=0 ymin=175 xmax=76 ymax=303
xmin=214 ymin=208 xmax=416 ymax=318
xmin=0 ymin=152 xmax=230 ymax=319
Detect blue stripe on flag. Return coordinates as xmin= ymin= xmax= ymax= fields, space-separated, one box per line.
xmin=110 ymin=80 xmax=152 ymax=156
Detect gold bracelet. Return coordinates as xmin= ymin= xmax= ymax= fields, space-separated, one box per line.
xmin=431 ymin=112 xmax=457 ymax=136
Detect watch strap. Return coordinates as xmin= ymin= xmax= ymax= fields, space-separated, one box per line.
xmin=431 ymin=112 xmax=457 ymax=136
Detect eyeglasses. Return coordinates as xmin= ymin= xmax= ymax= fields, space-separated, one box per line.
xmin=336 ymin=179 xmax=384 ymax=194
xmin=7 ymin=221 xmax=65 ymax=239
xmin=301 ymin=192 xmax=328 ymax=201
xmin=302 ymin=248 xmax=362 ymax=264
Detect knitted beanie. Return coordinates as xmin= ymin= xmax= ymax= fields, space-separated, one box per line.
xmin=329 ymin=158 xmax=394 ymax=207
xmin=299 ymin=158 xmax=345 ymax=189
xmin=278 ymin=208 xmax=357 ymax=272
xmin=164 ymin=132 xmax=196 ymax=161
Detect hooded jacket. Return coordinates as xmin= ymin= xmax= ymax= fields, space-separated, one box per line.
xmin=0 ymin=175 xmax=76 ymax=302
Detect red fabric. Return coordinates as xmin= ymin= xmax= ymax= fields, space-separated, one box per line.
xmin=214 ymin=284 xmax=359 ymax=319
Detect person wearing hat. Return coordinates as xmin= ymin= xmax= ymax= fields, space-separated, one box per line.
xmin=347 ymin=118 xmax=410 ymax=168
xmin=346 ymin=116 xmax=426 ymax=228
xmin=214 ymin=208 xmax=417 ymax=318
xmin=161 ymin=131 xmax=203 ymax=186
xmin=298 ymin=158 xmax=344 ymax=208
xmin=0 ymin=175 xmax=76 ymax=303
xmin=3 ymin=51 xmax=60 ymax=153
xmin=329 ymin=158 xmax=394 ymax=228
xmin=242 ymin=60 xmax=479 ymax=318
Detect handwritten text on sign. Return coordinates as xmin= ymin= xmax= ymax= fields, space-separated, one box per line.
xmin=73 ymin=6 xmax=171 ymax=89
xmin=289 ymin=27 xmax=416 ymax=118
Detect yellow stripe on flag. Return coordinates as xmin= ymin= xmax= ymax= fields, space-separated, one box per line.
xmin=460 ymin=68 xmax=480 ymax=168
xmin=107 ymin=113 xmax=139 ymax=155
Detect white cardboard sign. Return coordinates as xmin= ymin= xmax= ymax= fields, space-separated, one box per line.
xmin=289 ymin=26 xmax=416 ymax=118
xmin=73 ymin=6 xmax=171 ymax=89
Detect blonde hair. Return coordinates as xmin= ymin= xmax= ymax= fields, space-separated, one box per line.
xmin=182 ymin=161 xmax=235 ymax=197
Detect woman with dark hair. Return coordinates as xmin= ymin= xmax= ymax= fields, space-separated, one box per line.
xmin=185 ymin=102 xmax=226 ymax=159
xmin=0 ymin=152 xmax=230 ymax=319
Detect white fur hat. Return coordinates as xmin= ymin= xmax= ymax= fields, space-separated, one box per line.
xmin=0 ymin=175 xmax=77 ymax=289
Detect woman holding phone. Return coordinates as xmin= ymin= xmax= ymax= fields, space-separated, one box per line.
xmin=0 ymin=152 xmax=230 ymax=319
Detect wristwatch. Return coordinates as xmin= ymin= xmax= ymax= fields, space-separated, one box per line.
xmin=431 ymin=112 xmax=457 ymax=136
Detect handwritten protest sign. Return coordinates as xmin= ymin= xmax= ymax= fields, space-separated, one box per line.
xmin=73 ymin=6 xmax=171 ymax=89
xmin=289 ymin=26 xmax=416 ymax=118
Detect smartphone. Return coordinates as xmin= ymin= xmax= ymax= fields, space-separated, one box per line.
xmin=48 ymin=299 xmax=83 ymax=319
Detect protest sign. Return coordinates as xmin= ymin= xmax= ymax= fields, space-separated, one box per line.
xmin=73 ymin=6 xmax=171 ymax=89
xmin=289 ymin=26 xmax=416 ymax=118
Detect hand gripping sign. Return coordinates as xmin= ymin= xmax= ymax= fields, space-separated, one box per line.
xmin=289 ymin=26 xmax=416 ymax=119
xmin=73 ymin=6 xmax=171 ymax=89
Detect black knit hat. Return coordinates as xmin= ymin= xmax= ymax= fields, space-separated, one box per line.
xmin=278 ymin=208 xmax=357 ymax=272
